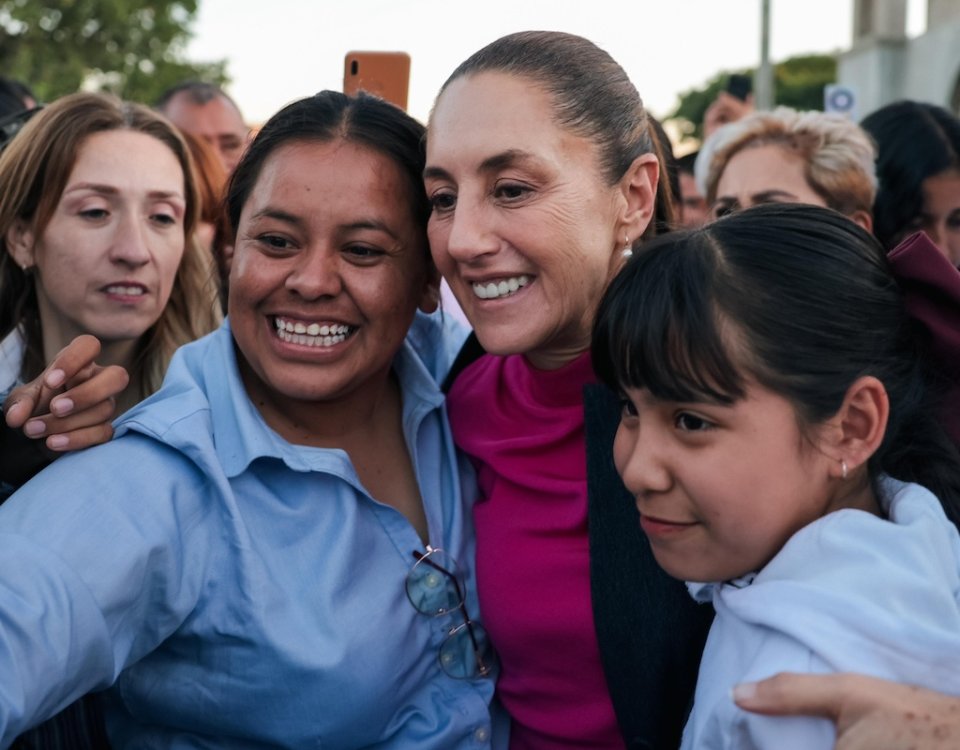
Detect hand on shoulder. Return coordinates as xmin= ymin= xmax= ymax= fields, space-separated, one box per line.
xmin=3 ymin=335 xmax=128 ymax=451
xmin=734 ymin=672 xmax=960 ymax=750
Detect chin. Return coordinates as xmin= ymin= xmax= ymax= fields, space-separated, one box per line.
xmin=96 ymin=326 xmax=155 ymax=343
xmin=472 ymin=327 xmax=539 ymax=358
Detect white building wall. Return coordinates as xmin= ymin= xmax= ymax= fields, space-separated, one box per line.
xmin=839 ymin=0 xmax=960 ymax=114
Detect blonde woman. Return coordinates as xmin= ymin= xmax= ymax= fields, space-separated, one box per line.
xmin=705 ymin=106 xmax=877 ymax=230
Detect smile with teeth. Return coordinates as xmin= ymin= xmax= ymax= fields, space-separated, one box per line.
xmin=273 ymin=317 xmax=354 ymax=347
xmin=472 ymin=275 xmax=530 ymax=300
xmin=104 ymin=285 xmax=145 ymax=296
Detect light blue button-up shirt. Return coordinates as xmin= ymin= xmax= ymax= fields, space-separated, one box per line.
xmin=0 ymin=314 xmax=502 ymax=749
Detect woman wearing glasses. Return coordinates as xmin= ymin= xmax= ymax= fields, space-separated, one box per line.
xmin=0 ymin=91 xmax=501 ymax=748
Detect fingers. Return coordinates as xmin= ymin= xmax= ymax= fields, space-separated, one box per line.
xmin=22 ymin=395 xmax=119 ymax=452
xmin=46 ymin=334 xmax=103 ymax=381
xmin=44 ymin=421 xmax=116 ymax=453
xmin=2 ymin=335 xmax=128 ymax=453
xmin=3 ymin=335 xmax=106 ymax=428
xmin=732 ymin=672 xmax=849 ymax=720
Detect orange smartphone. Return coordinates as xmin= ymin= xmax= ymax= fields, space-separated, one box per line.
xmin=343 ymin=51 xmax=411 ymax=111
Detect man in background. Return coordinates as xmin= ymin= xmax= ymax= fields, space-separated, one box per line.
xmin=156 ymin=81 xmax=249 ymax=173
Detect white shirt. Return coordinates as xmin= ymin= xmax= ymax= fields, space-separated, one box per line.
xmin=682 ymin=477 xmax=960 ymax=750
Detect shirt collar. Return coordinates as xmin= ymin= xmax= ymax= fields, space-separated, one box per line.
xmin=202 ymin=319 xmax=445 ymax=478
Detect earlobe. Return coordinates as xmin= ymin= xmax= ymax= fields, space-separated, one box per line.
xmin=5 ymin=219 xmax=36 ymax=271
xmin=618 ymin=153 xmax=659 ymax=243
xmin=831 ymin=375 xmax=889 ymax=476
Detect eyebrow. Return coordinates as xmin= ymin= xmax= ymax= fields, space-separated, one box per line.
xmin=423 ymin=148 xmax=537 ymax=182
xmin=250 ymin=209 xmax=401 ymax=240
xmin=748 ymin=189 xmax=798 ymax=202
xmin=63 ymin=183 xmax=185 ymax=203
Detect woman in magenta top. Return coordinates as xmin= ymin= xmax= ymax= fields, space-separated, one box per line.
xmin=425 ymin=31 xmax=710 ymax=749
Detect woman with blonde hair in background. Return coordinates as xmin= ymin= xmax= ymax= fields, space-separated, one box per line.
xmin=704 ymin=106 xmax=877 ymax=229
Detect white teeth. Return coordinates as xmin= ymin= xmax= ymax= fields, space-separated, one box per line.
xmin=273 ymin=317 xmax=351 ymax=347
xmin=472 ymin=275 xmax=529 ymax=300
xmin=105 ymin=285 xmax=144 ymax=296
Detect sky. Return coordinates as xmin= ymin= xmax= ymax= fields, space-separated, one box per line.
xmin=186 ymin=0 xmax=927 ymax=128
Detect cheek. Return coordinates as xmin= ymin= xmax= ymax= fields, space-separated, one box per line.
xmin=426 ymin=221 xmax=451 ymax=267
xmin=227 ymin=246 xmax=263 ymax=297
xmin=159 ymin=240 xmax=186 ymax=288
xmin=34 ymin=245 xmax=87 ymax=294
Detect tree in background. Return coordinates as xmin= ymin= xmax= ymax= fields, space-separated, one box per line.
xmin=667 ymin=54 xmax=837 ymax=147
xmin=0 ymin=0 xmax=228 ymax=105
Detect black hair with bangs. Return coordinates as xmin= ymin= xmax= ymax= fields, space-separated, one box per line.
xmin=592 ymin=203 xmax=960 ymax=527
xmin=591 ymin=224 xmax=745 ymax=406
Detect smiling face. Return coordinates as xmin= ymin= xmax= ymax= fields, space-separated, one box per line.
xmin=425 ymin=72 xmax=630 ymax=370
xmin=613 ymin=381 xmax=843 ymax=583
xmin=228 ymin=138 xmax=435 ymax=427
xmin=8 ymin=129 xmax=187 ymax=358
xmin=711 ymin=143 xmax=827 ymax=219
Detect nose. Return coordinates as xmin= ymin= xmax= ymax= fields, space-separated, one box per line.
xmin=108 ymin=211 xmax=151 ymax=268
xmin=614 ymin=421 xmax=673 ymax=498
xmin=442 ymin=197 xmax=499 ymax=264
xmin=284 ymin=246 xmax=343 ymax=300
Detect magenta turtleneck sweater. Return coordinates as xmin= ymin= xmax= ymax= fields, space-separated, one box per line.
xmin=448 ymin=350 xmax=622 ymax=750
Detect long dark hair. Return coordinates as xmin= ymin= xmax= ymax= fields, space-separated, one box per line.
xmin=592 ymin=203 xmax=960 ymax=527
xmin=861 ymin=100 xmax=960 ymax=249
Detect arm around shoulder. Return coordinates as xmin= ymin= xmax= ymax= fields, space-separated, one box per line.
xmin=733 ymin=672 xmax=960 ymax=750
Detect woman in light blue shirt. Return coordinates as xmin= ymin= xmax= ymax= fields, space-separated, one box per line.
xmin=0 ymin=91 xmax=501 ymax=749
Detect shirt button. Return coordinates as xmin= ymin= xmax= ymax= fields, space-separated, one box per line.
xmin=474 ymin=726 xmax=489 ymax=743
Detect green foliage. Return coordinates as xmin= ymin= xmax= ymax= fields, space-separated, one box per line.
xmin=666 ymin=54 xmax=838 ymax=146
xmin=0 ymin=0 xmax=228 ymax=106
